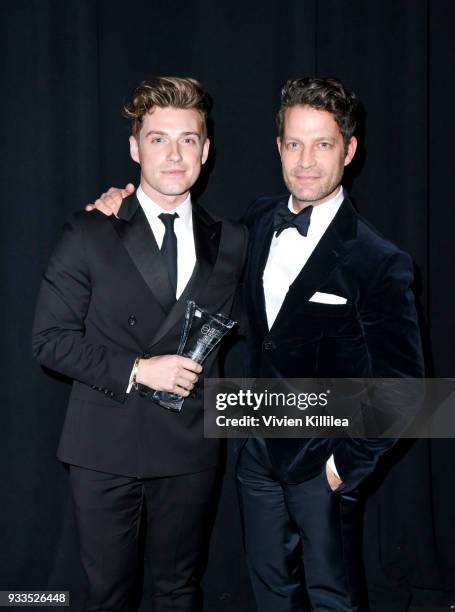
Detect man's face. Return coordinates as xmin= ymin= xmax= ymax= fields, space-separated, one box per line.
xmin=277 ymin=105 xmax=357 ymax=210
xmin=129 ymin=106 xmax=209 ymax=209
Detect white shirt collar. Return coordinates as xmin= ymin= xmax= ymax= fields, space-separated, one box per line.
xmin=288 ymin=185 xmax=344 ymax=215
xmin=287 ymin=186 xmax=345 ymax=237
xmin=136 ymin=185 xmax=192 ymax=226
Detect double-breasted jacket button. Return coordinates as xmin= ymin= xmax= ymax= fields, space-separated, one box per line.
xmin=128 ymin=315 xmax=137 ymax=326
xmin=263 ymin=340 xmax=275 ymax=351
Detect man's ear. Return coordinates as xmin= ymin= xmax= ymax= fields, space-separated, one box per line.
xmin=344 ymin=136 xmax=357 ymax=167
xmin=129 ymin=135 xmax=140 ymax=164
xmin=201 ymin=138 xmax=210 ymax=165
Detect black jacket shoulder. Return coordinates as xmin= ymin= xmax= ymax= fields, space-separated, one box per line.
xmin=241 ymin=195 xmax=286 ymax=229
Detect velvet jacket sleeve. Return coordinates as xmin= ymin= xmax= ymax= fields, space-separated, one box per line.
xmin=333 ymin=250 xmax=424 ymax=493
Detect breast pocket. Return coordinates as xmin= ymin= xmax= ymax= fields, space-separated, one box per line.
xmin=296 ymin=301 xmax=363 ymax=340
xmin=300 ymin=301 xmax=353 ymax=318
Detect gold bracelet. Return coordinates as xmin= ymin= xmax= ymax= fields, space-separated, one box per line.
xmin=132 ymin=356 xmax=141 ymax=390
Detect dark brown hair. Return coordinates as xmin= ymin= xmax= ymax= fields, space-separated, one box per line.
xmin=124 ymin=76 xmax=209 ymax=139
xmin=276 ymin=77 xmax=358 ymax=147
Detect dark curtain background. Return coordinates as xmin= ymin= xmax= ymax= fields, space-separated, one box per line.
xmin=1 ymin=1 xmax=454 ymax=610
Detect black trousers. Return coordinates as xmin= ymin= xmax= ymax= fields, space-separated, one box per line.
xmin=69 ymin=464 xmax=218 ymax=612
xmin=236 ymin=438 xmax=364 ymax=612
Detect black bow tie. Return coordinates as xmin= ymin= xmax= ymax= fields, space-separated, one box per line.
xmin=273 ymin=202 xmax=313 ymax=237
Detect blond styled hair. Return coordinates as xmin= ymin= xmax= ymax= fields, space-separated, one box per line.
xmin=124 ymin=76 xmax=209 ymax=139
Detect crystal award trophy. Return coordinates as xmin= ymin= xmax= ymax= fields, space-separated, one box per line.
xmin=152 ymin=300 xmax=237 ymax=412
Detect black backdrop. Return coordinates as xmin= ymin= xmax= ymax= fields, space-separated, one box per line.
xmin=1 ymin=1 xmax=455 ymax=610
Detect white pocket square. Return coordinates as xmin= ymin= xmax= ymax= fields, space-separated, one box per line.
xmin=309 ymin=291 xmax=347 ymax=305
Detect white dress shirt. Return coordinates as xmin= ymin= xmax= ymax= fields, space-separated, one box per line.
xmin=262 ymin=186 xmax=345 ymax=479
xmin=136 ymin=186 xmax=196 ymax=299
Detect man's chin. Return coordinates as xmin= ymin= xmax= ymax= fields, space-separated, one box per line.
xmin=290 ymin=184 xmax=340 ymax=205
xmin=158 ymin=183 xmax=193 ymax=197
xmin=292 ymin=190 xmax=326 ymax=203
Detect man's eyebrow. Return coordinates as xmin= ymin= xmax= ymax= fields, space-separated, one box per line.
xmin=181 ymin=131 xmax=202 ymax=139
xmin=284 ymin=135 xmax=336 ymax=142
xmin=144 ymin=130 xmax=167 ymax=137
xmin=144 ymin=130 xmax=202 ymax=139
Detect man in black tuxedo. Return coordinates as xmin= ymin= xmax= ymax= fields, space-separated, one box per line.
xmin=32 ymin=77 xmax=247 ymax=612
xmin=89 ymin=78 xmax=423 ymax=611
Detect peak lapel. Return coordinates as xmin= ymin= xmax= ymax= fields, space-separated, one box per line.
xmin=191 ymin=203 xmax=222 ymax=286
xmin=111 ymin=194 xmax=175 ymax=313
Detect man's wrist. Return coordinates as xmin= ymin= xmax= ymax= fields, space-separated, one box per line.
xmin=131 ymin=357 xmax=141 ymax=389
xmin=126 ymin=356 xmax=142 ymax=393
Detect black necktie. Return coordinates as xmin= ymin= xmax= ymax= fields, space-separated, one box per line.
xmin=273 ymin=202 xmax=313 ymax=237
xmin=158 ymin=212 xmax=179 ymax=297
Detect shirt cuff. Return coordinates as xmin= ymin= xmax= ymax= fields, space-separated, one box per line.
xmin=327 ymin=454 xmax=340 ymax=480
xmin=126 ymin=362 xmax=136 ymax=393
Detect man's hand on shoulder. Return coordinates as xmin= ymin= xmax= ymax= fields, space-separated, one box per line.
xmin=85 ymin=183 xmax=135 ymax=216
xmin=136 ymin=355 xmax=202 ymax=397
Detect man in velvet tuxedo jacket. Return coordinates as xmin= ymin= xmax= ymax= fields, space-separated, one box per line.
xmin=236 ymin=78 xmax=424 ymax=612
xmin=32 ymin=77 xmax=247 ymax=612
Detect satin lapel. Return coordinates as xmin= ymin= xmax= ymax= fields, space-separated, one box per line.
xmin=146 ymin=204 xmax=222 ymax=348
xmin=111 ymin=194 xmax=175 ymax=313
xmin=191 ymin=203 xmax=222 ymax=291
xmin=249 ymin=201 xmax=283 ymax=335
xmin=271 ymin=198 xmax=357 ymax=330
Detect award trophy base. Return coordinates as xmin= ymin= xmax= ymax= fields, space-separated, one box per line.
xmin=152 ymin=390 xmax=185 ymax=412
